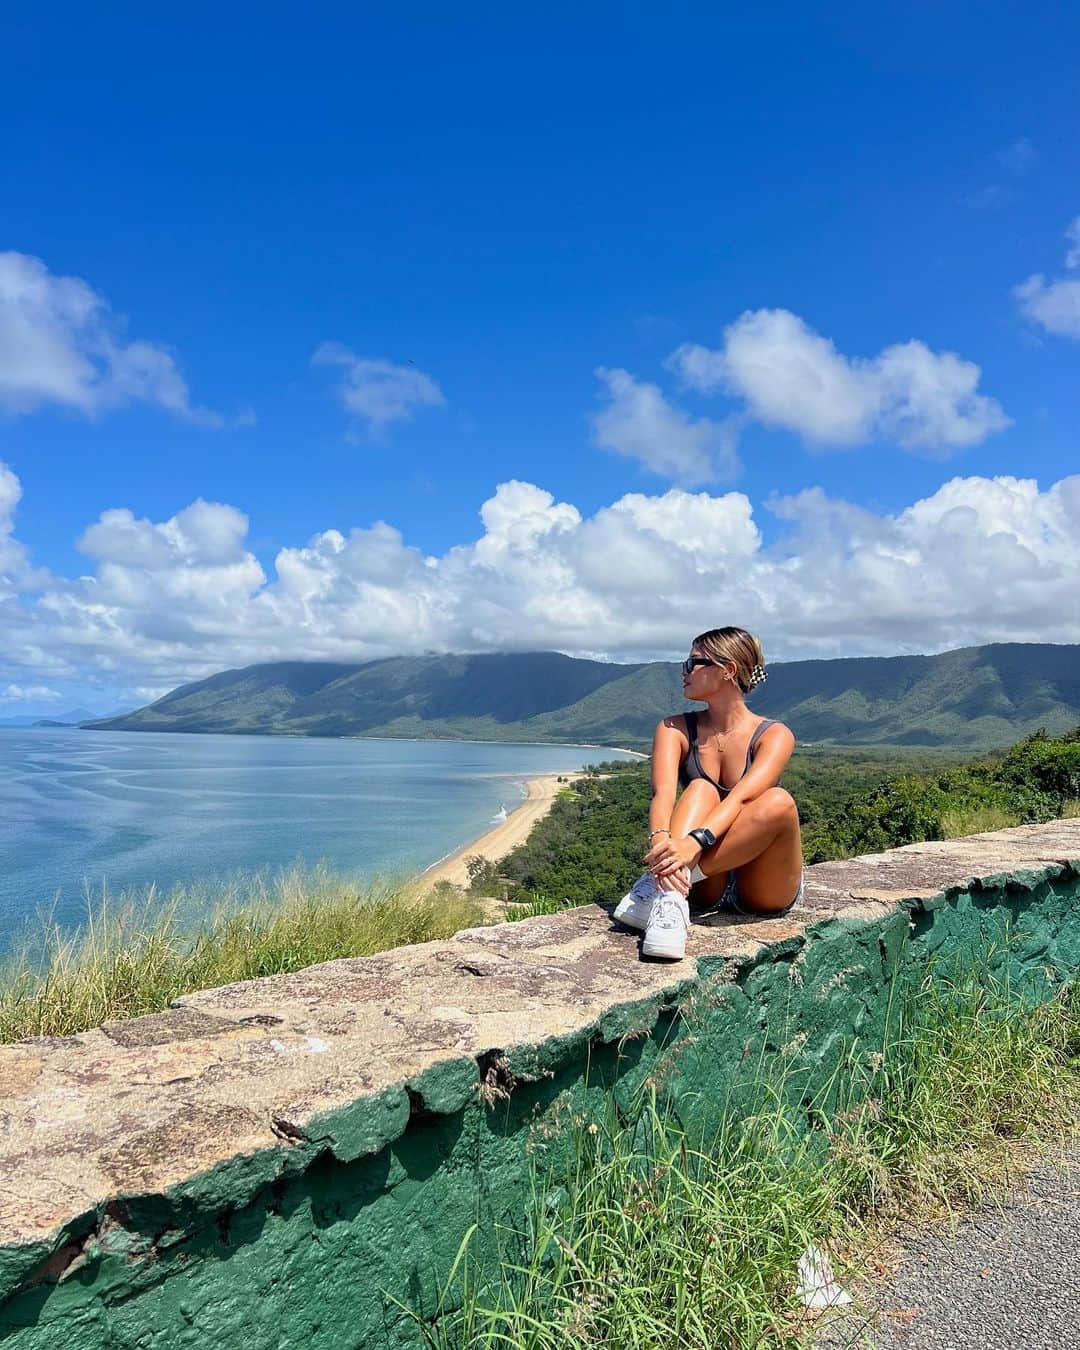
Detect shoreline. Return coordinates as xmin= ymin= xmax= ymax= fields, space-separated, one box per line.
xmin=74 ymin=723 xmax=650 ymax=758
xmin=415 ymin=774 xmax=569 ymax=892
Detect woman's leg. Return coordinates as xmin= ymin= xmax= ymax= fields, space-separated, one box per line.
xmin=662 ymin=780 xmax=729 ymax=906
xmin=698 ymin=788 xmax=802 ymax=914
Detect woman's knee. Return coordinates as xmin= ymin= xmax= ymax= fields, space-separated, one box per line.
xmin=753 ymin=787 xmax=799 ymax=829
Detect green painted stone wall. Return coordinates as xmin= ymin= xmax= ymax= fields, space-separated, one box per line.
xmin=1 ymin=858 xmax=1078 ymax=1348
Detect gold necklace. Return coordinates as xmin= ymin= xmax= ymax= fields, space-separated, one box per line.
xmin=699 ymin=717 xmax=729 ymax=762
xmin=700 ymin=712 xmax=747 ymax=765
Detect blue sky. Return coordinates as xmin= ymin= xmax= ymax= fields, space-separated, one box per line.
xmin=1 ymin=3 xmax=1078 ymax=713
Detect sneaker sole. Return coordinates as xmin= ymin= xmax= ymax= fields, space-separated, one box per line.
xmin=612 ymin=898 xmax=652 ymax=930
xmin=641 ymin=934 xmax=687 ymax=960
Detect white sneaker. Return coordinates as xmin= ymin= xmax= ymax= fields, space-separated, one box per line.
xmin=613 ymin=873 xmax=659 ymax=931
xmin=641 ymin=889 xmax=690 ymax=960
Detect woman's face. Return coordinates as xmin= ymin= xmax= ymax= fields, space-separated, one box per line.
xmin=681 ymin=648 xmax=732 ymax=700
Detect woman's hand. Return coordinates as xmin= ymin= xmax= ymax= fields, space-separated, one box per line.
xmin=643 ymin=833 xmax=702 ymax=884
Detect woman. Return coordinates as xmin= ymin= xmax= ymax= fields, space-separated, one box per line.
xmin=613 ymin=626 xmax=803 ymax=960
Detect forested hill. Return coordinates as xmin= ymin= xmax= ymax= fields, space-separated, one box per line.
xmin=84 ymin=643 xmax=1080 ymax=750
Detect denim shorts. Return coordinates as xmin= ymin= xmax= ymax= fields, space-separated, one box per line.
xmin=714 ymin=868 xmax=804 ymax=918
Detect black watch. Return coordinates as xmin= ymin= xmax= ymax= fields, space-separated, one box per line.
xmin=688 ymin=827 xmax=716 ymax=851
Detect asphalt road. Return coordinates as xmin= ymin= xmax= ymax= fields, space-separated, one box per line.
xmin=817 ymin=1144 xmax=1080 ymax=1349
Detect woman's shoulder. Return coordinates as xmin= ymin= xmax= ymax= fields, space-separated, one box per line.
xmin=755 ymin=716 xmax=795 ymax=746
xmin=656 ymin=711 xmax=692 ymax=738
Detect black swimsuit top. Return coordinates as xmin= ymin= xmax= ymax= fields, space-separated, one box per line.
xmin=677 ymin=713 xmax=778 ymax=795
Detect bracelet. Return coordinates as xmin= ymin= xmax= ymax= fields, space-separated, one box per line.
xmin=648 ymin=828 xmax=671 ymax=839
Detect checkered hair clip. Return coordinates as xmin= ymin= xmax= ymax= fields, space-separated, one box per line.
xmin=749 ymin=663 xmax=768 ymax=688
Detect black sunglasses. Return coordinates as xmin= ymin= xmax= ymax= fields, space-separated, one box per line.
xmin=681 ymin=656 xmax=716 ymax=676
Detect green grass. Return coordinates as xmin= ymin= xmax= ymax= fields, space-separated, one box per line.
xmin=825 ymin=971 xmax=1080 ymax=1216
xmin=503 ymin=895 xmax=573 ymax=921
xmin=410 ymin=968 xmax=1080 ymax=1349
xmin=0 ymin=864 xmax=490 ymax=1044
xmin=938 ymin=804 xmax=1021 ymax=838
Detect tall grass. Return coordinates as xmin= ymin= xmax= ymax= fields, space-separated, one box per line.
xmin=0 ymin=864 xmax=489 ymax=1043
xmin=410 ymin=969 xmax=1080 ymax=1349
xmin=938 ymin=804 xmax=1021 ymax=838
xmin=419 ymin=1096 xmax=832 ymax=1350
xmin=825 ymin=969 xmax=1080 ymax=1216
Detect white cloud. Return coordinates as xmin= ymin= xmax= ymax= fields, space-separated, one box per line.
xmin=669 ymin=309 xmax=1009 ymax=454
xmin=0 ymin=460 xmax=21 ymax=545
xmin=1014 ymin=216 xmax=1080 ymax=338
xmin=78 ymin=499 xmax=253 ymax=571
xmin=2 ymin=683 xmax=61 ymax=702
xmin=0 ymin=460 xmax=45 ymax=588
xmin=1015 ymin=276 xmax=1080 ymax=337
xmin=1066 ymin=218 xmax=1080 ymax=270
xmin=591 ymin=367 xmax=739 ymax=483
xmin=312 ymin=343 xmax=445 ymax=434
xmin=1 ymin=460 xmax=1078 ymax=705
xmin=0 ymin=251 xmax=224 ymax=423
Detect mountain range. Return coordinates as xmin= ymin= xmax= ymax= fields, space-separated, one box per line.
xmin=0 ymin=706 xmax=127 ymax=729
xmin=83 ymin=644 xmax=1080 ymax=749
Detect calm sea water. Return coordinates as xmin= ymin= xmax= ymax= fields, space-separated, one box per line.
xmin=0 ymin=728 xmax=639 ymax=951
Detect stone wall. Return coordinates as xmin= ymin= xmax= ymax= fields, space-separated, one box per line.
xmin=1 ymin=821 xmax=1078 ymax=1347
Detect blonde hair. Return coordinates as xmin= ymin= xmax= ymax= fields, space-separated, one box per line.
xmin=692 ymin=626 xmax=767 ymax=694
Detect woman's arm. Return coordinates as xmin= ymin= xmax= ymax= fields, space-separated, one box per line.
xmin=702 ymin=723 xmax=795 ymax=839
xmin=648 ymin=717 xmax=685 ymax=839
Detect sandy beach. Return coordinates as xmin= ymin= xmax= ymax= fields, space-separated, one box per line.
xmin=416 ymin=774 xmax=568 ymax=891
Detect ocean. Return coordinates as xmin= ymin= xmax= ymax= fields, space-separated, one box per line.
xmin=0 ymin=728 xmax=640 ymax=951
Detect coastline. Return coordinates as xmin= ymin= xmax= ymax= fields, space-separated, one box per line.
xmin=79 ymin=722 xmax=650 ymax=758
xmin=408 ymin=743 xmax=645 ymax=895
xmin=415 ymin=774 xmax=568 ymax=891
xmin=351 ymin=734 xmax=648 ymax=758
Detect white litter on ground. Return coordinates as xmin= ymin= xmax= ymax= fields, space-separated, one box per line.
xmin=796 ymin=1244 xmax=852 ymax=1309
